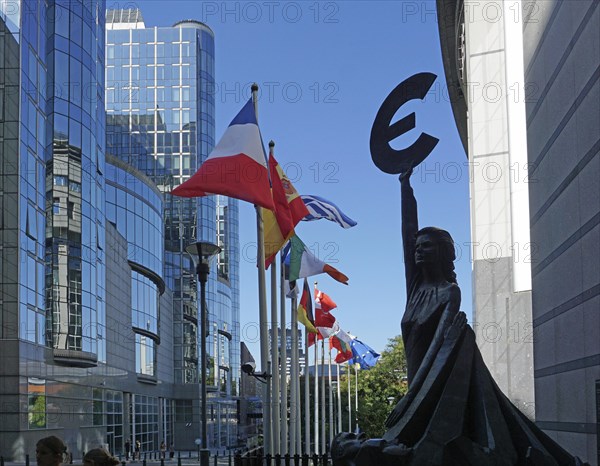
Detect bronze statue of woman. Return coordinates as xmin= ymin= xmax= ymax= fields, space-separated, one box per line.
xmin=332 ymin=168 xmax=588 ymax=466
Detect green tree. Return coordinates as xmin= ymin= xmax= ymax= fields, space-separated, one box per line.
xmin=28 ymin=394 xmax=46 ymax=429
xmin=340 ymin=335 xmax=408 ymax=438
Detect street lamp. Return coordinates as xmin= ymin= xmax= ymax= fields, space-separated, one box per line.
xmin=241 ymin=351 xmax=271 ymax=382
xmin=186 ymin=241 xmax=221 ymax=466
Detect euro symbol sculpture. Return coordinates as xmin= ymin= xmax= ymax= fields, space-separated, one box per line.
xmin=370 ymin=73 xmax=439 ymax=174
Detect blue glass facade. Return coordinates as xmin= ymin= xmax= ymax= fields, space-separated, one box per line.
xmin=106 ymin=12 xmax=240 ymax=448
xmin=0 ymin=0 xmax=49 ymax=351
xmin=1 ymin=3 xmax=239 ymax=455
xmin=105 ymin=156 xmax=165 ymax=379
xmin=45 ymin=0 xmax=107 ymax=363
xmin=0 ymin=0 xmax=107 ymax=361
xmin=105 ymin=160 xmax=163 ymax=274
xmin=0 ymin=0 xmax=139 ymax=458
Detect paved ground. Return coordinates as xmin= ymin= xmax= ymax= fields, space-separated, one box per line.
xmin=1 ymin=454 xmax=236 ymax=466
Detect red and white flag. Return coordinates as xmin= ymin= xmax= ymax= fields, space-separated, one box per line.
xmin=171 ymin=98 xmax=274 ymax=210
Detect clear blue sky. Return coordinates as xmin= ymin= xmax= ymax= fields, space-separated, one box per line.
xmin=141 ymin=1 xmax=471 ymax=366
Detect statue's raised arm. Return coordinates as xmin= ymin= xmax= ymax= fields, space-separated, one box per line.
xmin=400 ymin=168 xmax=418 ymax=293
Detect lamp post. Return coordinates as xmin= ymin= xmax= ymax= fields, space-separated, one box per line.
xmin=186 ymin=241 xmax=221 ymax=466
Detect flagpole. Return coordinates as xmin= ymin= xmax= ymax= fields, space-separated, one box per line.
xmin=252 ymin=83 xmax=272 ymax=457
xmin=328 ymin=346 xmax=334 ymax=447
xmin=347 ymin=362 xmax=351 ymax=432
xmin=268 ymin=142 xmax=281 ymax=456
xmin=337 ymin=363 xmax=342 ymax=433
xmin=354 ymin=364 xmax=359 ymax=433
xmin=270 ymin=258 xmax=281 ymax=455
xmin=289 ymin=292 xmax=298 ymax=456
xmin=279 ymin=253 xmax=288 ymax=456
xmin=313 ymin=340 xmax=319 ymax=454
xmin=320 ymin=338 xmax=326 ymax=454
xmin=304 ymin=328 xmax=310 ymax=455
xmin=296 ymin=368 xmax=302 ymax=453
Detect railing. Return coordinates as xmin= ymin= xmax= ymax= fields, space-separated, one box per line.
xmin=0 ymin=450 xmax=331 ymax=466
xmin=235 ymin=451 xmax=330 ymax=466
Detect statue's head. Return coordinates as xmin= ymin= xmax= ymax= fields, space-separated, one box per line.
xmin=415 ymin=227 xmax=457 ymax=284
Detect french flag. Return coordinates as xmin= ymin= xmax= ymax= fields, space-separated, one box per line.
xmin=172 ymin=98 xmax=274 ymax=210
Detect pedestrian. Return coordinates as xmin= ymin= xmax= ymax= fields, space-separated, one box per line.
xmin=83 ymin=448 xmax=120 ymax=466
xmin=160 ymin=442 xmax=166 ymax=460
xmin=124 ymin=438 xmax=131 ymax=461
xmin=168 ymin=443 xmax=174 ymax=459
xmin=36 ymin=436 xmax=68 ymax=466
xmin=134 ymin=440 xmax=140 ymax=461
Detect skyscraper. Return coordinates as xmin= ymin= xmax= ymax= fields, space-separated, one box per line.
xmin=0 ymin=0 xmax=111 ymax=457
xmin=105 ymin=9 xmax=241 ymax=449
xmin=269 ymin=327 xmax=307 ymax=377
xmin=0 ymin=3 xmax=241 ymax=457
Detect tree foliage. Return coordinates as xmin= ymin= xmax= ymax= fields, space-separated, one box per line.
xmin=339 ymin=335 xmax=408 ymax=438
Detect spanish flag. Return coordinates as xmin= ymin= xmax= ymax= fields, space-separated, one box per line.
xmin=263 ymin=151 xmax=309 ymax=268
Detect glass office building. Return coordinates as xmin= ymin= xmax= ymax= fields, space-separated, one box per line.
xmin=1 ymin=2 xmax=239 ymax=457
xmin=105 ymin=9 xmax=241 ymax=449
xmin=0 ymin=0 xmax=112 ymax=457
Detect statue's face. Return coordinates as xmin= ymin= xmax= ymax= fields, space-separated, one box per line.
xmin=415 ymin=233 xmax=440 ymax=266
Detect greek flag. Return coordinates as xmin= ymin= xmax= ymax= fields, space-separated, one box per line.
xmin=300 ymin=194 xmax=357 ymax=229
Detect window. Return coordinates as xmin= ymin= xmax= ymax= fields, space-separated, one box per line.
xmin=133 ymin=395 xmax=159 ymax=452
xmin=217 ymin=206 xmax=228 ymax=280
xmin=53 ymin=175 xmax=68 ymax=186
xmin=135 ymin=334 xmax=155 ymax=376
xmin=26 ymin=204 xmax=37 ymax=240
xmin=175 ymin=400 xmax=193 ymax=423
xmin=69 ymin=181 xmax=82 ymax=193
xmin=28 ymin=378 xmax=46 ymax=429
xmin=53 ymin=198 xmax=61 ymax=214
xmin=93 ymin=388 xmax=104 ymax=426
xmin=106 ymin=391 xmax=124 ymax=454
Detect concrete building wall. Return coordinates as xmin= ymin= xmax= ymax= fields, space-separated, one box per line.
xmin=157 ymin=288 xmax=175 ymax=384
xmin=463 ymin=0 xmax=535 ymax=416
xmin=105 ymin=223 xmax=136 ymax=373
xmin=522 ymin=1 xmax=599 ymax=463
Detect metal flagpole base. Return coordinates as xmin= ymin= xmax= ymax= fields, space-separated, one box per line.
xmin=199 ymin=449 xmax=209 ymax=466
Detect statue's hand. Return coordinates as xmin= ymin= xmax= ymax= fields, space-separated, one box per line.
xmin=444 ymin=311 xmax=467 ymax=339
xmin=399 ymin=164 xmax=414 ymax=183
xmin=385 ymin=399 xmax=405 ymax=428
xmin=382 ymin=442 xmax=411 ymax=457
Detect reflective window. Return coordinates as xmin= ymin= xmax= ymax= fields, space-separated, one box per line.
xmin=93 ymin=388 xmax=103 ymax=426
xmin=42 ymin=1 xmax=106 ymax=362
xmin=106 ymin=391 xmax=124 ymax=454
xmin=133 ymin=395 xmax=159 ymax=451
xmin=105 ymin=162 xmax=163 ymax=275
xmin=135 ymin=334 xmax=155 ymax=376
xmin=27 ymin=378 xmax=46 ymax=429
xmin=132 ymin=271 xmax=158 ymax=335
xmin=106 ymin=22 xmax=237 ymax=388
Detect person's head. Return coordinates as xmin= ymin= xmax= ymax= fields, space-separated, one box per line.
xmin=36 ymin=436 xmax=67 ymax=466
xmin=83 ymin=449 xmax=120 ymax=466
xmin=415 ymin=227 xmax=457 ymax=284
